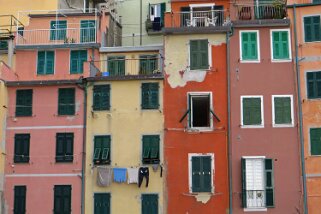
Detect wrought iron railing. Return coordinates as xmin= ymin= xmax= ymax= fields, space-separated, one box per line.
xmin=246 ymin=190 xmax=265 ymax=208
xmin=235 ymin=2 xmax=287 ymax=20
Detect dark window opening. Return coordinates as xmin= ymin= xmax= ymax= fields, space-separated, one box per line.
xmin=190 ymin=95 xmax=210 ymax=128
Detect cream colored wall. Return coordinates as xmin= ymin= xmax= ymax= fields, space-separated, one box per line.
xmin=117 ymin=0 xmax=170 ymax=46
xmin=85 ymin=78 xmax=164 ymax=214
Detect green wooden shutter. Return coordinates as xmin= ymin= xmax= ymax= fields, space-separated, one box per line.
xmin=310 ymin=128 xmax=321 ymax=155
xmin=241 ymin=158 xmax=247 ymax=208
xmin=273 ymin=31 xmax=289 ymax=60
xmin=93 ymin=85 xmax=110 ymax=111
xmin=65 ymin=133 xmax=74 ymax=162
xmin=242 ymin=32 xmax=258 ymax=60
xmin=313 ymin=16 xmax=321 ymax=41
xmin=141 ymin=83 xmax=159 ymax=109
xmin=150 ymin=136 xmax=160 ymax=160
xmin=307 ymin=71 xmax=321 ymax=99
xmin=79 ymin=50 xmax=87 ymax=73
xmin=108 ymin=56 xmax=125 ymax=76
xmin=243 ymin=98 xmax=261 ymax=125
xmin=94 ymin=193 xmax=110 ymax=214
xmin=108 ymin=57 xmax=116 ymax=76
xmin=50 ymin=20 xmax=67 ymax=40
xmin=304 ymin=17 xmax=313 ymax=42
xmin=54 ymin=185 xmax=71 ymax=214
xmin=46 ymin=51 xmax=55 ymax=74
xmin=70 ymin=51 xmax=79 ymax=74
xmin=202 ymin=156 xmax=212 ymax=192
xmin=37 ymin=51 xmax=45 ymax=75
xmin=58 ymin=88 xmax=75 ymax=115
xmin=142 ymin=194 xmax=158 ymax=214
xmin=80 ymin=20 xmax=96 ymax=43
xmin=16 ymin=89 xmax=32 ymax=117
xmin=14 ymin=134 xmax=30 ymax=163
xmin=142 ymin=136 xmax=151 ymax=160
xmin=192 ymin=156 xmax=201 ymax=192
xmin=304 ymin=16 xmax=321 ymax=42
xmin=160 ymin=3 xmax=166 ymax=27
xmin=94 ymin=136 xmax=111 ymax=164
xmin=274 ymin=97 xmax=291 ymax=124
xmin=56 ymin=134 xmax=64 ymax=162
xmin=14 ymin=186 xmax=26 ymax=214
xmin=190 ymin=40 xmax=208 ymax=70
xmin=265 ymin=159 xmax=274 ymax=207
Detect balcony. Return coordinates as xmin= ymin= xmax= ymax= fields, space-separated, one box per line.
xmin=86 ymin=55 xmax=163 ymax=80
xmin=164 ymin=9 xmax=231 ymax=34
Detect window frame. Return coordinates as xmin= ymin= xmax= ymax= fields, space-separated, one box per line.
xmin=270 ymin=29 xmax=292 ymax=62
xmin=188 ymin=153 xmax=214 ymax=193
xmin=93 ymin=135 xmax=111 ymax=165
xmin=241 ymin=95 xmax=264 ymax=128
xmin=55 ymin=133 xmax=74 ymax=163
xmin=92 ymin=84 xmax=111 ymax=111
xmin=188 ymin=39 xmax=211 ymax=71
xmin=272 ymin=95 xmax=294 ymax=127
xmin=37 ymin=50 xmax=55 ymax=75
xmin=139 ymin=54 xmax=159 ymax=75
xmin=303 ymin=14 xmax=321 ymax=43
xmin=309 ymin=127 xmax=321 ymax=156
xmin=142 ymin=135 xmax=160 ymax=164
xmin=94 ymin=192 xmax=111 ymax=214
xmin=239 ymin=30 xmax=260 ymax=63
xmin=50 ymin=20 xmax=67 ymax=41
xmin=141 ymin=82 xmax=160 ymax=110
xmin=107 ymin=55 xmax=125 ymax=77
xmin=187 ymin=92 xmax=214 ymax=131
xmin=15 ymin=89 xmax=33 ymax=117
xmin=80 ymin=20 xmax=96 ymax=43
xmin=14 ymin=134 xmax=30 ymax=163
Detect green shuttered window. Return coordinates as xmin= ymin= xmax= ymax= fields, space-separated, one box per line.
xmin=139 ymin=55 xmax=158 ymax=75
xmin=93 ymin=136 xmax=111 ymax=165
xmin=310 ymin=128 xmax=321 ymax=155
xmin=108 ymin=56 xmax=125 ymax=76
xmin=241 ymin=158 xmax=274 ymax=208
xmin=142 ymin=194 xmax=158 ymax=214
xmin=191 ymin=156 xmax=212 ymax=193
xmin=37 ymin=51 xmax=54 ymax=75
xmin=141 ymin=83 xmax=159 ymax=109
xmin=304 ymin=16 xmax=321 ymax=42
xmin=0 ymin=41 xmax=8 ymax=50
xmin=190 ymin=40 xmax=208 ymax=70
xmin=14 ymin=186 xmax=26 ymax=214
xmin=14 ymin=134 xmax=30 ymax=163
xmin=16 ymin=89 xmax=32 ymax=117
xmin=94 ymin=193 xmax=110 ymax=214
xmin=56 ymin=133 xmax=74 ymax=162
xmin=142 ymin=135 xmax=160 ymax=164
xmin=242 ymin=97 xmax=262 ymax=126
xmin=273 ymin=96 xmax=292 ymax=125
xmin=272 ymin=31 xmax=289 ymax=60
xmin=241 ymin=32 xmax=258 ymax=61
xmin=50 ymin=20 xmax=67 ymax=40
xmin=54 ymin=185 xmax=71 ymax=214
xmin=93 ymin=85 xmax=110 ymax=111
xmin=307 ymin=71 xmax=321 ymax=99
xmin=70 ymin=50 xmax=87 ymax=74
xmin=80 ymin=20 xmax=96 ymax=43
xmin=58 ymin=88 xmax=75 ymax=115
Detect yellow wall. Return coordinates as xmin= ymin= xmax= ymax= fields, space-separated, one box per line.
xmin=85 ymin=51 xmax=164 ymax=213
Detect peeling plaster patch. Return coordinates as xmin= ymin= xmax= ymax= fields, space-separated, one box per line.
xmin=75 ymin=101 xmax=81 ymax=112
xmin=183 ymin=71 xmax=207 ymax=82
xmin=195 ymin=193 xmax=211 ymax=204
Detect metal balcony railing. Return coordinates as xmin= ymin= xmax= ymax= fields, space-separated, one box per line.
xmin=166 ymin=10 xmax=230 ymax=28
xmin=235 ymin=2 xmax=287 ymax=20
xmin=88 ymin=56 xmax=163 ymax=78
xmin=246 ymin=190 xmax=265 ymax=208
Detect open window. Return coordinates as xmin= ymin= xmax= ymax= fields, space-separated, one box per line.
xmin=93 ymin=135 xmax=111 ymax=165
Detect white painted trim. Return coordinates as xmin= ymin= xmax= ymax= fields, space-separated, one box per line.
xmin=7 ymin=125 xmax=84 ymax=130
xmin=272 ymin=95 xmax=294 ymax=127
xmin=270 ymin=29 xmax=292 ymax=62
xmin=302 ymin=14 xmax=321 ymax=43
xmin=239 ymin=30 xmax=260 ymax=63
xmin=240 ymin=95 xmax=264 ymax=128
xmin=244 ymin=208 xmax=267 ymax=212
xmin=189 ymin=3 xmax=215 ymax=8
xmin=242 ymin=156 xmax=266 ymax=159
xmin=187 ymin=92 xmax=213 ymax=130
xmin=6 ymin=173 xmax=81 ymax=177
xmin=306 ymin=174 xmax=321 ymax=178
xmin=188 ymin=153 xmax=214 ymax=193
xmin=188 ymin=39 xmax=212 ymax=72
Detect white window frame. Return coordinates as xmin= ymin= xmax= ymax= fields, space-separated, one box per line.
xmin=270 ymin=29 xmax=292 ymax=62
xmin=272 ymin=95 xmax=294 ymax=127
xmin=187 ymin=92 xmax=213 ymax=131
xmin=302 ymin=14 xmax=321 ymax=43
xmin=188 ymin=39 xmax=212 ymax=71
xmin=239 ymin=30 xmax=261 ymax=63
xmin=188 ymin=153 xmax=214 ymax=193
xmin=241 ymin=95 xmax=264 ymax=128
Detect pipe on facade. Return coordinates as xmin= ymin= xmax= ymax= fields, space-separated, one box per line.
xmin=140 ymin=0 xmax=142 ymax=46
xmin=293 ymin=5 xmax=308 ymax=214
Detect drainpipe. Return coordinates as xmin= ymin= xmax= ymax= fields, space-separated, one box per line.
xmin=83 ymin=0 xmax=86 ymax=13
xmin=293 ymin=5 xmax=308 ymax=214
xmin=140 ymin=0 xmax=142 ymax=46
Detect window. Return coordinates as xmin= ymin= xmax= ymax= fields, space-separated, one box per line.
xmin=14 ymin=134 xmax=30 ymax=163
xmin=149 ymin=3 xmax=166 ymax=30
xmin=16 ymin=89 xmax=32 ymax=117
xmin=272 ymin=95 xmax=293 ymax=127
xmin=58 ymin=88 xmax=75 ymax=115
xmin=187 ymin=92 xmax=214 ymax=129
xmin=93 ymin=85 xmax=110 ymax=111
xmin=70 ymin=50 xmax=87 ymax=74
xmin=240 ymin=31 xmax=259 ymax=61
xmin=141 ymin=83 xmax=159 ymax=109
xmin=14 ymin=186 xmax=26 ymax=214
xmin=107 ymin=56 xmax=125 ymax=76
xmin=271 ymin=30 xmax=291 ymax=61
xmin=189 ymin=154 xmax=213 ymax=193
xmin=304 ymin=16 xmax=321 ymax=42
xmin=142 ymin=135 xmax=160 ymax=164
xmin=56 ymin=133 xmax=74 ymax=162
xmin=93 ymin=136 xmax=111 ymax=165
xmin=54 ymin=185 xmax=71 ymax=214
xmin=307 ymin=71 xmax=321 ymax=99
xmin=0 ymin=40 xmax=8 ymax=50
xmin=241 ymin=157 xmax=274 ymax=209
xmin=37 ymin=51 xmax=54 ymax=75
xmin=50 ymin=20 xmax=67 ymax=40
xmin=241 ymin=96 xmax=264 ymax=127
xmin=94 ymin=193 xmax=110 ymax=214
xmin=310 ymin=128 xmax=321 ymax=155
xmin=139 ymin=55 xmax=158 ymax=75
xmin=142 ymin=194 xmax=158 ymax=214
xmin=80 ymin=20 xmax=96 ymax=43
xmin=189 ymin=40 xmax=209 ymax=70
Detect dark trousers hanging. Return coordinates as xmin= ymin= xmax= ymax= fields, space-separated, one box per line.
xmin=138 ymin=167 xmax=149 ymax=187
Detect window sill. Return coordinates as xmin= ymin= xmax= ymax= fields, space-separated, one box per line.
xmin=272 ymin=123 xmax=294 ymax=128
xmin=189 ymin=67 xmax=210 ymax=72
xmin=244 ymin=208 xmax=267 ymax=212
xmin=271 ymin=58 xmax=292 ymax=63
xmin=186 ymin=127 xmax=214 ymax=132
xmin=240 ymin=59 xmax=260 ymax=63
xmin=241 ymin=125 xmax=264 ymax=129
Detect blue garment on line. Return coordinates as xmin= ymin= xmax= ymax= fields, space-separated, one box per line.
xmin=113 ymin=168 xmax=127 ymax=183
